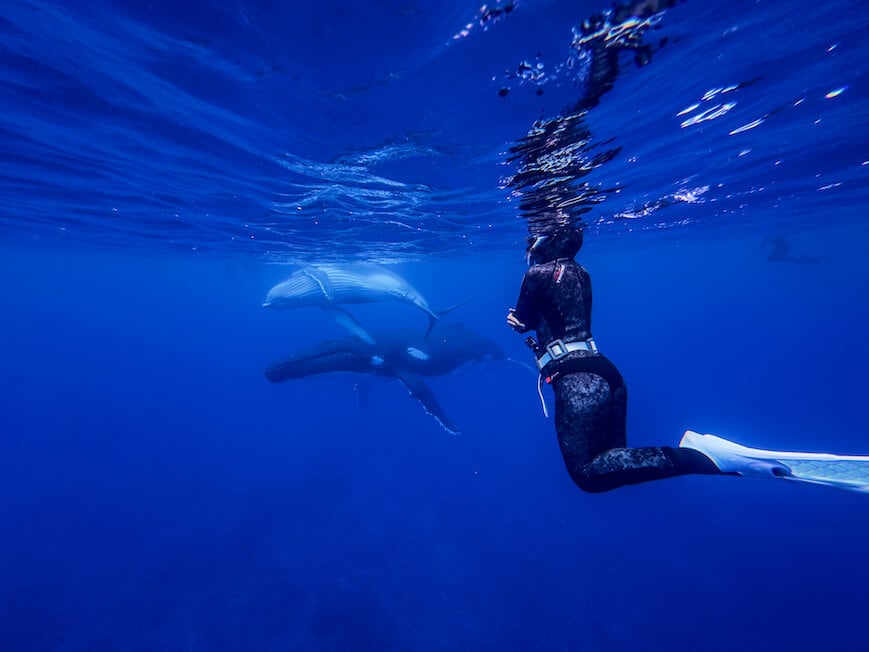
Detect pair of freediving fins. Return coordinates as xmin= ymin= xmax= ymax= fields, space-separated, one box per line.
xmin=680 ymin=431 xmax=869 ymax=494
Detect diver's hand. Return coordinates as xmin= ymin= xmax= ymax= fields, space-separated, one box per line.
xmin=506 ymin=309 xmax=526 ymax=331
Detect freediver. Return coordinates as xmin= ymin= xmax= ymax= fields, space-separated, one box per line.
xmin=506 ymin=225 xmax=721 ymax=492
xmin=506 ymin=225 xmax=869 ymax=493
xmin=501 ymin=0 xmax=869 ymax=494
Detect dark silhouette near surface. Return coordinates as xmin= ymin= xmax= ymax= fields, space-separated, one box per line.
xmin=761 ymin=235 xmax=826 ymax=264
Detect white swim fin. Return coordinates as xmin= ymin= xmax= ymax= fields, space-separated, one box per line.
xmin=680 ymin=430 xmax=869 ymax=493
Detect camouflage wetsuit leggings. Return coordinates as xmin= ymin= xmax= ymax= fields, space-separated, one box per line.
xmin=552 ymin=372 xmax=719 ymax=493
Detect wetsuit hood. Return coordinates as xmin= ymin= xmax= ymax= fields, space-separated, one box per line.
xmin=527 ymin=225 xmax=584 ymax=264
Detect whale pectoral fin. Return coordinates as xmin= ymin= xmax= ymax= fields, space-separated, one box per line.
xmin=302 ymin=267 xmax=334 ymax=301
xmin=325 ymin=306 xmax=376 ymax=345
xmin=396 ymin=373 xmax=460 ymax=435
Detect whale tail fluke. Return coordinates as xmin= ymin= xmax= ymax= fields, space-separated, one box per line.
xmin=438 ymin=297 xmax=472 ymax=317
xmin=426 ymin=298 xmax=472 ymax=338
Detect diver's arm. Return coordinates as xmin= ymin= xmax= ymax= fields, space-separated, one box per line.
xmin=506 ymin=309 xmax=526 ymax=331
xmin=508 ymin=265 xmax=548 ymax=333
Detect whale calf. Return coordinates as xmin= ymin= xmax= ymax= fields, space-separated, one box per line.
xmin=264 ymin=322 xmax=508 ymax=434
xmin=262 ymin=263 xmax=464 ymax=335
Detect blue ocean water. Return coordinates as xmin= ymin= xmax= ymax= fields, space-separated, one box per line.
xmin=1 ymin=1 xmax=868 ymax=650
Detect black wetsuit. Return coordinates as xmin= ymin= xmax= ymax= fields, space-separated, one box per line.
xmin=513 ymin=257 xmax=718 ymax=493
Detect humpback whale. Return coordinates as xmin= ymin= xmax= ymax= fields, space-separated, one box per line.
xmin=264 ymin=322 xmax=508 ymax=434
xmin=262 ymin=263 xmax=465 ymax=336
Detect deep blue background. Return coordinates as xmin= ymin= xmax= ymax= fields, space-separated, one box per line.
xmin=1 ymin=0 xmax=869 ymax=650
xmin=2 ymin=224 xmax=868 ymax=650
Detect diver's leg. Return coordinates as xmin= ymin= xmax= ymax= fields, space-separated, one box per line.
xmin=577 ymin=442 xmax=719 ymax=493
xmin=553 ymin=372 xmax=615 ymax=478
xmin=553 ymin=373 xmax=718 ymax=493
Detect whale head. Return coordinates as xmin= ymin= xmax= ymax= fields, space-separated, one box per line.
xmin=262 ymin=270 xmax=325 ymax=308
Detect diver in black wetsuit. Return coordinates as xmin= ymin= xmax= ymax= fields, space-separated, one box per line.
xmin=507 ymin=225 xmax=720 ymax=493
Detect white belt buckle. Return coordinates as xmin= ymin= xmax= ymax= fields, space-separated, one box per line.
xmin=546 ymin=338 xmax=569 ymax=361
